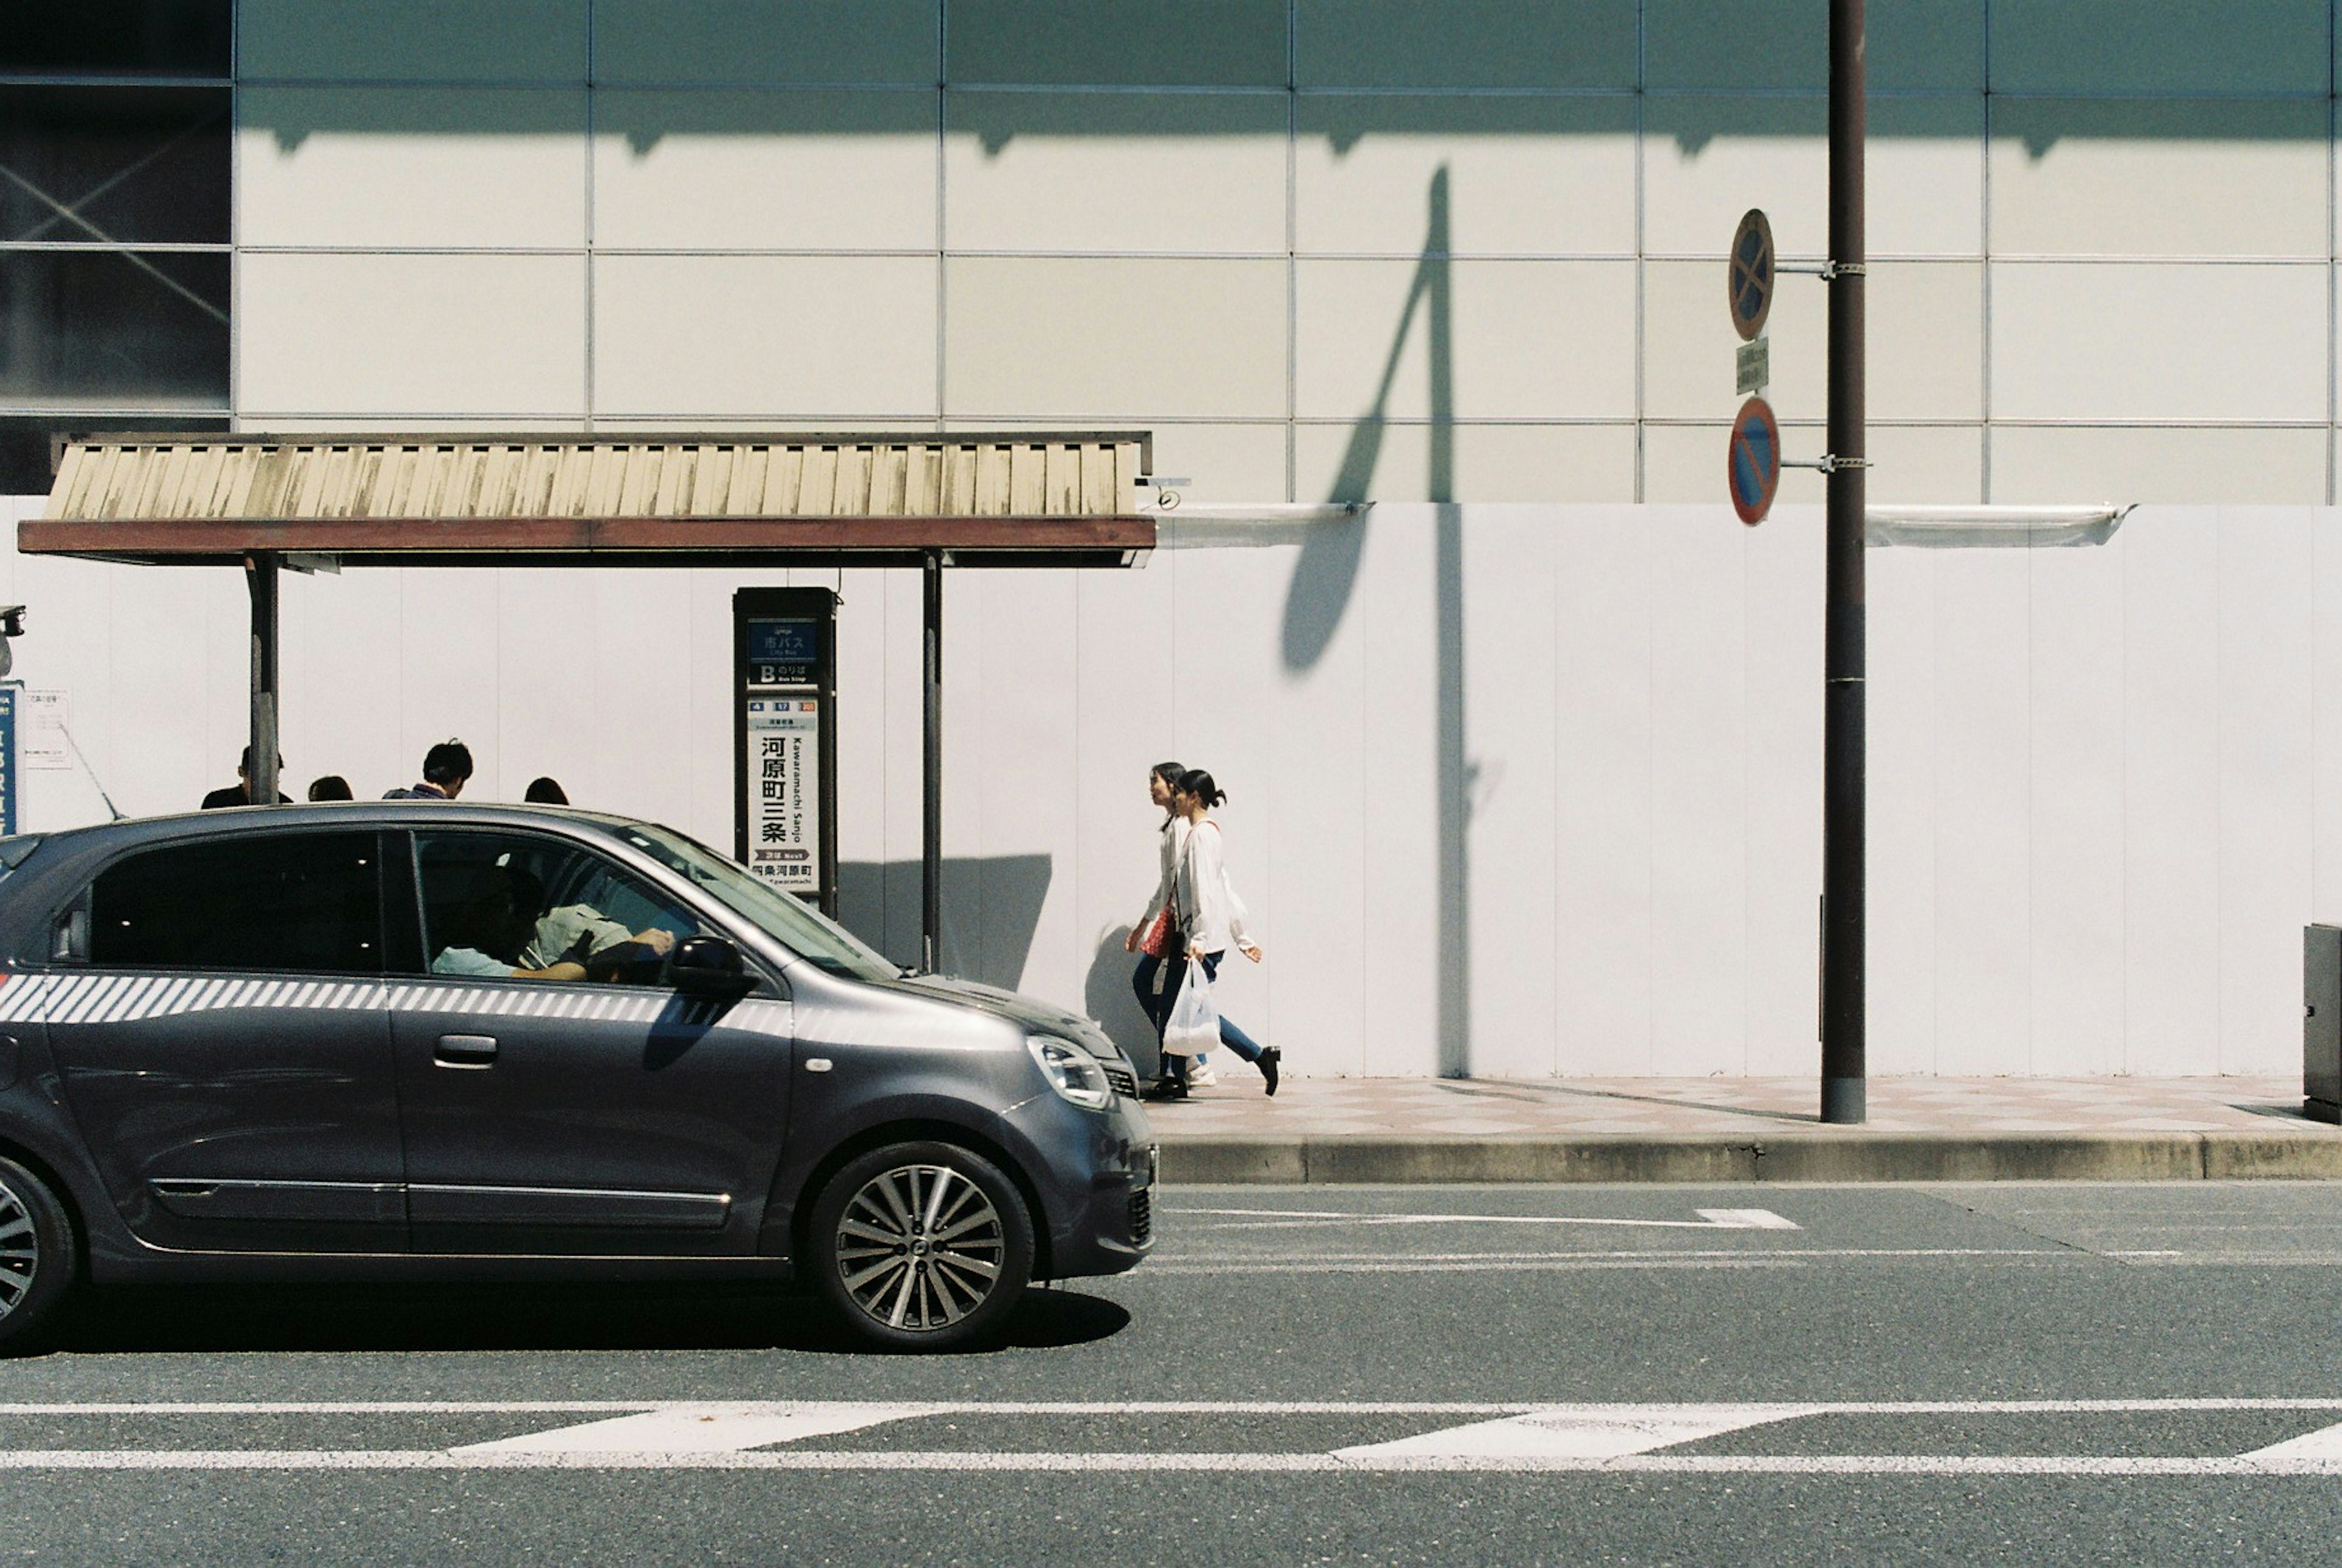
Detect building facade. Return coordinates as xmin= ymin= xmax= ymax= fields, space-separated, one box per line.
xmin=7 ymin=1 xmax=2342 ymax=1078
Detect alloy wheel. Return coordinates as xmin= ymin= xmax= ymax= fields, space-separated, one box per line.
xmin=0 ymin=1179 xmax=38 ymax=1322
xmin=833 ymin=1163 xmax=1005 ymax=1332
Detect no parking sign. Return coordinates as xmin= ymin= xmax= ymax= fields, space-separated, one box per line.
xmin=1727 ymin=397 xmax=1780 ymax=526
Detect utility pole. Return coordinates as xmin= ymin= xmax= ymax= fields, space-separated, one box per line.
xmin=1820 ymin=0 xmax=1868 ymax=1123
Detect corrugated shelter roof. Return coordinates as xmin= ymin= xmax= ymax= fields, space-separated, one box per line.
xmin=22 ymin=432 xmax=1156 ymax=567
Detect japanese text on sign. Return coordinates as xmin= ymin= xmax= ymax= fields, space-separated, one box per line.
xmin=744 ymin=698 xmax=820 ymax=891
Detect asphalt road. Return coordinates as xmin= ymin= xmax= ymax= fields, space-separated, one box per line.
xmin=9 ymin=1183 xmax=2342 ymax=1564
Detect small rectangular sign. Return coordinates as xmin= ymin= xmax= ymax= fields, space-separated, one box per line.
xmin=22 ymin=690 xmax=66 ymax=770
xmin=1736 ymin=337 xmax=1769 ymax=395
xmin=744 ymin=699 xmax=820 ymax=892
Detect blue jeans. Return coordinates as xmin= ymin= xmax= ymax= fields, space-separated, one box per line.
xmin=1151 ymin=950 xmax=1265 ymax=1083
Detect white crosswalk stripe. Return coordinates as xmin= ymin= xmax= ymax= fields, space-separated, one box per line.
xmin=0 ymin=1400 xmax=2336 ymax=1474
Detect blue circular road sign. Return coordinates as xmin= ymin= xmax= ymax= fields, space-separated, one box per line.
xmin=1728 ymin=396 xmax=1780 ymax=526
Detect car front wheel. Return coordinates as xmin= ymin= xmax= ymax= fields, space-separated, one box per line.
xmin=0 ymin=1156 xmax=74 ymax=1354
xmin=809 ymin=1142 xmax=1034 ymax=1351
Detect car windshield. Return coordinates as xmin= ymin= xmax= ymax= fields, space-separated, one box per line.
xmin=601 ymin=821 xmax=900 ymax=983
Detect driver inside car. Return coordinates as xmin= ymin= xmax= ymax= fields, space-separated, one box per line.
xmin=431 ymin=867 xmax=676 ymax=983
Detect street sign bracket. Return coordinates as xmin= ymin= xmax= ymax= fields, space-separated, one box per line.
xmin=1778 ymin=260 xmax=1866 ymax=279
xmin=1783 ymin=454 xmax=1871 ymax=473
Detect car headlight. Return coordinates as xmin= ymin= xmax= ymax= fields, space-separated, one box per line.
xmin=1028 ymin=1036 xmax=1114 ymax=1111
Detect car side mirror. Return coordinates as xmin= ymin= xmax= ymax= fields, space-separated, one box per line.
xmin=668 ymin=934 xmax=750 ymax=994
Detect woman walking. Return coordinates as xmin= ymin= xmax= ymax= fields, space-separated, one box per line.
xmin=1126 ymin=761 xmax=1196 ymax=1088
xmin=1154 ymin=768 xmax=1278 ymax=1099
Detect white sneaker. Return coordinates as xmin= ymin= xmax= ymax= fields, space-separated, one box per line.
xmin=1186 ymin=1062 xmax=1219 ymax=1087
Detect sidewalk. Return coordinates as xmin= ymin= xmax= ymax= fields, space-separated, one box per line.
xmin=1145 ymin=1073 xmax=2342 ymax=1183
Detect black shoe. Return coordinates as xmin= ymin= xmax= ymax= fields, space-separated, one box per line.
xmin=1258 ymin=1047 xmax=1281 ymax=1097
xmin=1142 ymin=1078 xmax=1189 ymax=1102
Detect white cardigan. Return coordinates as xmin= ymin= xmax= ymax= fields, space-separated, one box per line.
xmin=1173 ymin=817 xmax=1251 ymax=955
xmin=1139 ymin=814 xmax=1189 ymax=932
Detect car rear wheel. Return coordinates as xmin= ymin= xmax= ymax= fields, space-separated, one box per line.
xmin=0 ymin=1156 xmax=74 ymax=1353
xmin=809 ymin=1142 xmax=1033 ymax=1351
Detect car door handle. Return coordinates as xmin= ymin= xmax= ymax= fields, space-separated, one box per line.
xmin=434 ymin=1034 xmax=498 ymax=1069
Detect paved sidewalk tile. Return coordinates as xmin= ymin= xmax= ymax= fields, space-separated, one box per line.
xmin=1145 ymin=1075 xmax=2330 ymax=1140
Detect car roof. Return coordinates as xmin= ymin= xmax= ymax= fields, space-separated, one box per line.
xmin=17 ymin=800 xmax=654 ymax=854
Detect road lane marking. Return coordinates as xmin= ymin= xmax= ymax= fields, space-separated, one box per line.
xmin=1141 ymin=1247 xmax=2057 ymax=1273
xmin=2241 ymin=1421 xmax=2342 ymax=1461
xmin=2 ymin=1450 xmax=2342 ymax=1476
xmin=5 ymin=1400 xmax=2342 ymax=1475
xmin=1334 ymin=1404 xmax=1820 ymax=1461
xmin=456 ymin=1403 xmax=937 ymax=1455
xmin=1169 ymin=1208 xmax=1803 ymax=1233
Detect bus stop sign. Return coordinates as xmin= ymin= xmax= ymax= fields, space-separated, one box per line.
xmin=1727 ymin=396 xmax=1780 ymax=526
xmin=1728 ymin=208 xmax=1774 ymax=342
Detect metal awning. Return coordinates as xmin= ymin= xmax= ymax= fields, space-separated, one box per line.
xmin=23 ymin=432 xmax=1156 ymax=568
xmin=22 ymin=429 xmax=1162 ymax=972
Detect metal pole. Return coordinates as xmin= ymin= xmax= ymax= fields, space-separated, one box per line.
xmin=1821 ymin=0 xmax=1868 ymax=1123
xmin=921 ymin=548 xmax=943 ymax=974
xmin=245 ymin=552 xmax=281 ymax=807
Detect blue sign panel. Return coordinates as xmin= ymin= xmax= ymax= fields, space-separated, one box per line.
xmin=1727 ymin=396 xmax=1780 ymax=526
xmin=0 ymin=687 xmax=18 ymax=836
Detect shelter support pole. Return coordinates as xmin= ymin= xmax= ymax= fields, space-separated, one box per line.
xmin=1821 ymin=0 xmax=1867 ymax=1123
xmin=245 ymin=551 xmax=281 ymax=807
xmin=922 ymin=548 xmax=943 ymax=973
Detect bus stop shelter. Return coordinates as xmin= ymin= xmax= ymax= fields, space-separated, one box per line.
xmin=20 ymin=431 xmax=1161 ymax=970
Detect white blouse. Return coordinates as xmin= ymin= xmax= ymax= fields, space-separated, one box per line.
xmin=1173 ymin=817 xmax=1251 ymax=955
xmin=1139 ymin=814 xmax=1189 ymax=931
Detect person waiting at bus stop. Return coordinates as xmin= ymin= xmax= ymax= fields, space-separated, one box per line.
xmin=200 ymin=747 xmax=290 ymax=809
xmin=385 ymin=739 xmax=473 ymax=801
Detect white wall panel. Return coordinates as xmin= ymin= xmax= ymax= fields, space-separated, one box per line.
xmin=1263 ymin=530 xmax=1370 ymax=1078
xmin=1992 ymin=263 xmax=2329 ymax=424
xmin=945 ymin=95 xmax=1287 ymax=255
xmin=1646 ymin=506 xmax=1746 ymax=1073
xmin=2122 ymin=508 xmax=2224 ymax=1073
xmin=1864 ymin=539 xmax=1938 ymax=1073
xmin=1553 ymin=507 xmax=1653 ymax=1073
xmin=1930 ymin=551 xmax=2032 ymax=1073
xmin=238 ymin=254 xmax=587 ymax=418
xmin=2026 ymin=529 xmax=2129 ymax=1076
xmin=15 ymin=501 xmax=2342 ymax=1082
xmin=1741 ymin=503 xmax=1824 ymax=1075
xmin=2316 ymin=514 xmax=2342 ymax=925
xmin=1356 ymin=508 xmax=1443 ymax=1075
xmin=238 ymin=90 xmax=587 ymax=249
xmin=1295 ymin=96 xmax=1637 ymax=257
xmin=1463 ymin=509 xmax=1558 ymax=1076
xmin=2216 ymin=507 xmax=2315 ymax=1073
xmin=594 ymin=91 xmax=936 ymax=251
xmin=1295 ymin=260 xmax=1638 ymax=422
xmin=595 ymin=255 xmax=937 ymax=419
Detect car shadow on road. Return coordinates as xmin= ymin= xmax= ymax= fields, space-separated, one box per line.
xmin=35 ymin=1281 xmax=1131 ymax=1356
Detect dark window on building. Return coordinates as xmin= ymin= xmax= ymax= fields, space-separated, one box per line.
xmin=1 ymin=3 xmax=231 ymax=495
xmin=1 ymin=87 xmax=231 ymax=245
xmin=0 ymin=1 xmax=233 ymax=77
xmin=0 ymin=251 xmax=229 ymax=406
xmin=90 ymin=833 xmax=386 ymax=975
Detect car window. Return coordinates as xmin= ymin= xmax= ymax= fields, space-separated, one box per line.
xmin=88 ymin=831 xmax=382 ymax=974
xmin=594 ymin=820 xmax=900 ymax=983
xmin=413 ymin=831 xmax=705 ymax=986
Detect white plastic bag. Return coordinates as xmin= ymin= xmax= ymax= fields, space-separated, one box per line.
xmin=1161 ymin=961 xmax=1220 ymax=1058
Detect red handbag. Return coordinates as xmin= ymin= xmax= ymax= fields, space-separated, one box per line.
xmin=1136 ymin=907 xmax=1172 ymax=958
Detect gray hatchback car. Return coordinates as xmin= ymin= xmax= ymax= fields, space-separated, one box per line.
xmin=0 ymin=803 xmax=1155 ymax=1350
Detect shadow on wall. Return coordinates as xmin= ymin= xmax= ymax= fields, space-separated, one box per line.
xmin=1281 ymin=163 xmax=1472 ymax=1079
xmin=834 ymin=853 xmax=1051 ymax=991
xmin=1084 ymin=923 xmax=1164 ymax=1077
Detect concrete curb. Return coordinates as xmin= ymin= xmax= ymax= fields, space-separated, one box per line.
xmin=1156 ymin=1131 xmax=2342 ymax=1184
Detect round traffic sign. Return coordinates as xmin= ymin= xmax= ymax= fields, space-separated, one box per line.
xmin=1727 ymin=396 xmax=1780 ymax=526
xmin=1727 ymin=209 xmax=1774 ymax=342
